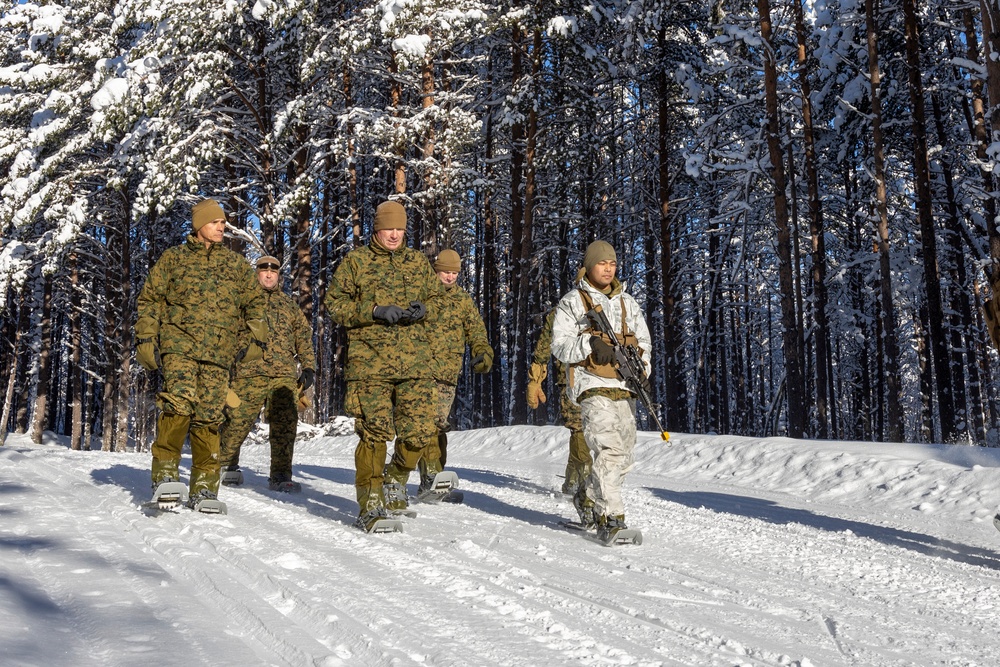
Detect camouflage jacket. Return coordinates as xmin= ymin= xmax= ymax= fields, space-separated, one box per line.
xmin=136 ymin=236 xmax=265 ymax=368
xmin=324 ymin=238 xmax=443 ymax=381
xmin=429 ymin=283 xmax=491 ymax=384
xmin=530 ymin=308 xmax=567 ymax=387
xmin=234 ymin=286 xmax=315 ymax=379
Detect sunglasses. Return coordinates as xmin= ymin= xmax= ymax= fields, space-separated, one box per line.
xmin=257 ymin=263 xmax=280 ymax=271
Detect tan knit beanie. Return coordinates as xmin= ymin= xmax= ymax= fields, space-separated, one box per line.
xmin=434 ymin=249 xmax=461 ymax=272
xmin=583 ymin=240 xmax=617 ymax=271
xmin=192 ymin=199 xmax=225 ymax=232
xmin=373 ymin=200 xmax=407 ymax=231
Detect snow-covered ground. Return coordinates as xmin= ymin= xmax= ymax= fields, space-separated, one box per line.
xmin=3 ymin=422 xmax=1000 ymax=667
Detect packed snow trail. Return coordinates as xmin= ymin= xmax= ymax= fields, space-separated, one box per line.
xmin=3 ymin=425 xmax=1000 ymax=666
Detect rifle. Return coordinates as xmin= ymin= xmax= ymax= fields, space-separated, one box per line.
xmin=585 ymin=304 xmax=670 ymax=442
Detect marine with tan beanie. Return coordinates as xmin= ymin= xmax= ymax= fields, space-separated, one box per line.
xmin=324 ymin=199 xmax=445 ymax=532
xmin=420 ymin=248 xmax=494 ymax=485
xmin=135 ymin=198 xmax=267 ymax=512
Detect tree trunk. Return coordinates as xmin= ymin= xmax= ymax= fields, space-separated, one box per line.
xmin=793 ymin=0 xmax=830 ymax=438
xmin=69 ymin=252 xmax=83 ymax=450
xmin=508 ymin=23 xmax=528 ymax=424
xmin=865 ymin=0 xmax=905 ymax=442
xmin=902 ymin=0 xmax=956 ymax=441
xmin=657 ymin=26 xmax=686 ymax=431
xmin=758 ymin=0 xmax=806 ymax=438
xmin=30 ymin=273 xmax=54 ymax=444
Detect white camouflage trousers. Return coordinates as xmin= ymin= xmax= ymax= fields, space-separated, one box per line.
xmin=580 ymin=395 xmax=637 ymax=518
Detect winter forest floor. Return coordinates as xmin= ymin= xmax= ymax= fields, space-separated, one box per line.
xmin=2 ymin=422 xmax=1000 ymax=666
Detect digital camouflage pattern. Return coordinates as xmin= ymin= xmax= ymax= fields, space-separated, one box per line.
xmin=325 ymin=237 xmax=443 ymax=514
xmin=531 ymin=308 xmax=591 ymax=494
xmin=233 ymin=287 xmax=315 ymax=379
xmin=221 ymin=286 xmax=315 ymax=480
xmin=324 ymin=240 xmax=443 ymax=381
xmin=345 ymin=378 xmax=438 ymax=510
xmin=137 ymin=235 xmax=264 ymax=497
xmin=136 ymin=235 xmax=265 ymax=368
xmin=220 ymin=375 xmax=298 ymax=479
xmin=428 ymin=283 xmax=492 ymax=384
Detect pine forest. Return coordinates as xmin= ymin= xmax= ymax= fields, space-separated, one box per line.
xmin=4 ymin=0 xmax=1000 ymax=451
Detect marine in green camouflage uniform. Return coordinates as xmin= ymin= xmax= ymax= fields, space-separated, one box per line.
xmin=421 ymin=249 xmax=493 ymax=476
xmin=135 ymin=199 xmax=267 ymax=504
xmin=324 ymin=200 xmax=444 ymax=528
xmin=527 ymin=304 xmax=593 ymax=496
xmin=219 ymin=255 xmax=316 ymax=488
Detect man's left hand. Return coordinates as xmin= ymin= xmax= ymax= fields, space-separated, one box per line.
xmin=298 ymin=368 xmax=315 ymax=391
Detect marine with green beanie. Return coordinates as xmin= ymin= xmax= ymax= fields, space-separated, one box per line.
xmin=527 ymin=302 xmax=593 ymax=496
xmin=420 ymin=248 xmax=493 ymax=484
xmin=324 ymin=199 xmax=444 ymax=531
xmin=219 ymin=255 xmax=316 ymax=492
xmin=135 ymin=197 xmax=267 ymax=511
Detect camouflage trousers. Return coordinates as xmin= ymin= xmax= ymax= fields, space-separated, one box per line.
xmin=151 ymin=354 xmax=228 ymax=495
xmin=560 ymin=386 xmax=592 ymax=495
xmin=220 ymin=375 xmax=299 ymax=480
xmin=421 ymin=381 xmax=456 ymax=469
xmin=345 ymin=378 xmax=437 ymax=512
xmin=579 ymin=395 xmax=636 ymax=519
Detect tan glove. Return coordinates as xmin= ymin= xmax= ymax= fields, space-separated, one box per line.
xmin=471 ymin=346 xmax=494 ymax=374
xmin=526 ymin=362 xmax=548 ymax=409
xmin=240 ymin=319 xmax=268 ymax=364
xmin=135 ymin=316 xmax=160 ymax=371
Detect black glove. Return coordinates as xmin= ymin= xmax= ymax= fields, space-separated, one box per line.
xmin=589 ymin=336 xmax=615 ymax=365
xmin=298 ymin=368 xmax=315 ymax=391
xmin=402 ymin=300 xmax=426 ymax=322
xmin=373 ymin=304 xmax=406 ymax=324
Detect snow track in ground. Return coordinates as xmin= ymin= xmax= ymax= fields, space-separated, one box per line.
xmin=3 ymin=427 xmax=1000 ymax=666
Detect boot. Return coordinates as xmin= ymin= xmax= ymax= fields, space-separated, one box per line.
xmin=356 ymin=484 xmax=388 ymax=530
xmin=188 ymin=423 xmax=222 ymax=497
xmin=573 ymin=486 xmax=597 ymax=529
xmin=438 ymin=431 xmax=448 ymax=468
xmin=151 ymin=412 xmax=190 ymax=487
xmin=383 ymin=462 xmax=411 ymax=510
xmin=417 ymin=457 xmax=444 ymax=495
xmin=596 ymin=514 xmax=626 ymax=543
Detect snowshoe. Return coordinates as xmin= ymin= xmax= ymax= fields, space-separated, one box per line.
xmin=220 ymin=468 xmax=244 ymax=487
xmin=593 ymin=515 xmax=642 ymax=546
xmin=268 ymin=479 xmax=301 ymax=493
xmin=187 ymin=490 xmax=228 ymax=515
xmin=144 ymin=481 xmax=189 ymax=511
xmin=414 ymin=471 xmax=459 ymax=504
xmin=355 ymin=507 xmax=402 ymax=534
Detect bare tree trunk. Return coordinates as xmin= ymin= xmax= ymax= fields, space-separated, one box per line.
xmin=30 ymin=273 xmax=54 ymax=444
xmin=657 ymin=26 xmax=686 ymax=430
xmin=420 ymin=37 xmax=439 ymax=255
xmin=0 ymin=291 xmax=27 ymax=446
xmin=978 ymin=2 xmax=1000 ymax=268
xmin=390 ymin=53 xmax=406 ymax=195
xmin=69 ymin=252 xmax=83 ymax=450
xmin=758 ymin=0 xmax=806 ymax=437
xmin=902 ymin=0 xmax=956 ymax=441
xmin=483 ymin=49 xmax=502 ymax=425
xmin=793 ymin=0 xmax=830 ymax=438
xmin=508 ymin=23 xmax=528 ymax=425
xmin=865 ymin=0 xmax=905 ymax=442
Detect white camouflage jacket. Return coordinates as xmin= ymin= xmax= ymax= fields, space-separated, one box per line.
xmin=550 ymin=276 xmax=652 ymax=403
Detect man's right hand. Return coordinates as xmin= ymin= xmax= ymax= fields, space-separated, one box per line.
xmin=373 ymin=304 xmax=406 ymax=324
xmin=589 ymin=336 xmax=615 ymax=365
xmin=136 ymin=339 xmax=160 ymax=371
